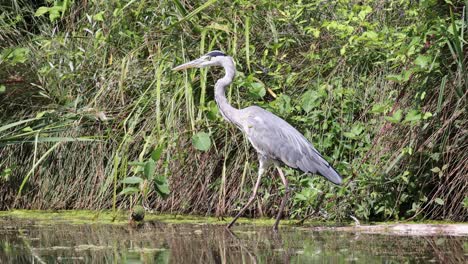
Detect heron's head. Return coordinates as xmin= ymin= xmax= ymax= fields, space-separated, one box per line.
xmin=172 ymin=50 xmax=233 ymax=71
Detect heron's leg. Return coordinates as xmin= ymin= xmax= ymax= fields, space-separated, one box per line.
xmin=228 ymin=156 xmax=268 ymax=229
xmin=273 ymin=165 xmax=289 ymax=231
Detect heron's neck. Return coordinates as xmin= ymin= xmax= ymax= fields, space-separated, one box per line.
xmin=215 ymin=64 xmax=240 ymax=126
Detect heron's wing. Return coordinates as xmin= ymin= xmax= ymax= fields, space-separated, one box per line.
xmin=241 ymin=106 xmax=342 ymax=185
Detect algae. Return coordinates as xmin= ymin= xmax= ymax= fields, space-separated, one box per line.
xmin=1 ymin=210 xmax=466 ymax=235
xmin=0 ymin=210 xmax=314 ymax=227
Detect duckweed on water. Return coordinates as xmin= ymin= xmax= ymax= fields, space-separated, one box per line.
xmin=2 ymin=210 xmax=466 ymax=236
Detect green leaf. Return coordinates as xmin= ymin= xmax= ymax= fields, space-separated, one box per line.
xmin=153 ymin=176 xmax=170 ymax=198
xmin=384 ymin=109 xmax=403 ymax=123
xmin=370 ymin=103 xmax=387 ymax=114
xmin=49 ymin=9 xmax=61 ymax=22
xmin=386 ymin=69 xmax=413 ymax=83
xmin=404 ymin=110 xmax=422 ymax=123
xmin=93 ymin=11 xmax=105 ymax=22
xmin=248 ymin=82 xmax=266 ymax=99
xmin=431 ymin=167 xmax=441 ymax=173
xmin=295 ymin=193 xmax=307 ymax=201
xmin=2 ymin=47 xmax=30 ymax=65
xmin=434 ymin=198 xmax=444 ymax=205
xmin=360 ymin=31 xmax=378 ymax=41
xmin=0 ymin=85 xmax=5 ymax=93
xmin=414 ymin=55 xmax=432 ymax=69
xmin=306 ymin=27 xmax=320 ymax=38
xmin=35 ymin=6 xmax=50 ymax=17
xmin=121 ymin=176 xmax=143 ymax=184
xmin=423 ymin=112 xmax=433 ymax=120
xmin=344 ymin=124 xmax=364 ymax=139
xmin=1 ymin=168 xmax=12 ymax=182
xmin=192 ymin=132 xmax=211 ymax=151
xmin=144 ymin=159 xmax=156 ymax=179
xmin=119 ymin=187 xmax=139 ymax=196
xmin=358 ymin=6 xmax=372 ymax=20
xmin=205 ymin=100 xmax=219 ymax=120
xmin=151 ymin=145 xmax=164 ymax=161
xmin=301 ymin=90 xmax=322 ymax=113
xmin=22 ymin=126 xmax=33 ymax=132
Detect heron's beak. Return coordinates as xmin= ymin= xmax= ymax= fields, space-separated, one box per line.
xmin=172 ymin=58 xmax=204 ymax=71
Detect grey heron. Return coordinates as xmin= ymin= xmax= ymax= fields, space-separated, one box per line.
xmin=173 ymin=50 xmax=342 ymax=231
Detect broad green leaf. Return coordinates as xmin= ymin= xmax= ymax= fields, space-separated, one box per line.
xmin=272 ymin=94 xmax=292 ymax=115
xmin=431 ymin=167 xmax=441 ymax=173
xmin=306 ymin=27 xmax=320 ymax=38
xmin=153 ymin=176 xmax=170 ymax=198
xmin=205 ymin=101 xmax=219 ymax=120
xmin=360 ymin=31 xmax=378 ymax=40
xmin=49 ymin=9 xmax=61 ymax=22
xmin=404 ymin=109 xmax=422 ymax=123
xmin=144 ymin=159 xmax=156 ymax=179
xmin=414 ymin=55 xmax=432 ymax=69
xmin=0 ymin=85 xmax=5 ymax=93
xmin=295 ymin=193 xmax=307 ymax=201
xmin=434 ymin=198 xmax=444 ymax=205
xmin=93 ymin=11 xmax=105 ymax=21
xmin=248 ymin=82 xmax=266 ymax=99
xmin=192 ymin=132 xmax=211 ymax=151
xmin=423 ymin=112 xmax=433 ymax=120
xmin=384 ymin=109 xmax=403 ymax=123
xmin=301 ymin=90 xmax=322 ymax=113
xmin=370 ymin=103 xmax=387 ymax=114
xmin=151 ymin=145 xmax=164 ymax=161
xmin=119 ymin=187 xmax=139 ymax=196
xmin=121 ymin=176 xmax=143 ymax=184
xmin=386 ymin=69 xmax=412 ymax=83
xmin=3 ymin=47 xmax=30 ymax=65
xmin=344 ymin=124 xmax=364 ymax=139
xmin=358 ymin=6 xmax=372 ymax=20
xmin=35 ymin=6 xmax=50 ymax=17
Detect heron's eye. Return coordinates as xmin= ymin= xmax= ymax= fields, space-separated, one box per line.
xmin=206 ymin=56 xmax=212 ymax=61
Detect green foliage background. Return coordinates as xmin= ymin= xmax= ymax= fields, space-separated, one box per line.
xmin=0 ymin=0 xmax=466 ymax=222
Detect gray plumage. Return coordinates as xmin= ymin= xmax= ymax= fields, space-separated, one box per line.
xmin=240 ymin=106 xmax=342 ymax=185
xmin=173 ymin=50 xmax=342 ymax=230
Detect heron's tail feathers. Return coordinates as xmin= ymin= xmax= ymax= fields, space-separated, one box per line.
xmin=316 ymin=164 xmax=342 ymax=185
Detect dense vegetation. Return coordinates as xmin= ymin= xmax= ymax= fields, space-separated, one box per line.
xmin=0 ymin=0 xmax=466 ymax=222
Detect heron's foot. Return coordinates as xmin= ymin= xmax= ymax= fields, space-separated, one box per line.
xmin=227 ymin=221 xmax=235 ymax=229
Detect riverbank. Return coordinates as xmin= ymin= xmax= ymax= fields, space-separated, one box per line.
xmin=2 ymin=210 xmax=467 ymax=236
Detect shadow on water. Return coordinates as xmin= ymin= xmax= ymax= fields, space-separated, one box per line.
xmin=1 ymin=218 xmax=467 ymax=263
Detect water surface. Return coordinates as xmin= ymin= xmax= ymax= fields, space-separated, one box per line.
xmin=1 ymin=217 xmax=467 ymax=263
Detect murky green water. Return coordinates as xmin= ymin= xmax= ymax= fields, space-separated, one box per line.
xmin=1 ymin=217 xmax=467 ymax=263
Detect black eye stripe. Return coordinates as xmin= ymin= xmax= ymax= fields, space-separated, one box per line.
xmin=207 ymin=51 xmax=226 ymax=57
